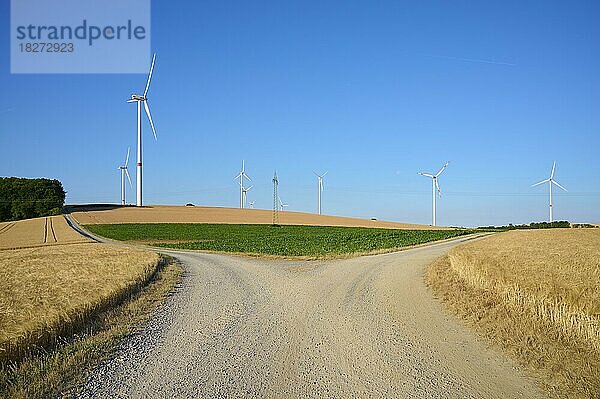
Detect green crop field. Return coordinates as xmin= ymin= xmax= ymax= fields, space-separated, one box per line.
xmin=84 ymin=223 xmax=473 ymax=258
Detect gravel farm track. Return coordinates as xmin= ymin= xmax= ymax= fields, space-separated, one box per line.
xmin=70 ymin=220 xmax=547 ymax=399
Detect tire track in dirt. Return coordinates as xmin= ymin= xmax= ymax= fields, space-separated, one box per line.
xmin=43 ymin=217 xmax=49 ymax=243
xmin=48 ymin=217 xmax=57 ymax=243
xmin=0 ymin=222 xmax=16 ymax=235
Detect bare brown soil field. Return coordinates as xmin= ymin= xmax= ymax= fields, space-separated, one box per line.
xmin=0 ymin=243 xmax=160 ymax=363
xmin=426 ymin=228 xmax=600 ymax=398
xmin=68 ymin=205 xmax=448 ymax=229
xmin=0 ymin=216 xmax=92 ymax=250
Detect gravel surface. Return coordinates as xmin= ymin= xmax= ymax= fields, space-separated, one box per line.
xmin=73 ymin=236 xmax=546 ymax=398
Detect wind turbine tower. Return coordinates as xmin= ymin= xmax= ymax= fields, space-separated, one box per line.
xmin=235 ymin=160 xmax=252 ymax=209
xmin=532 ymin=161 xmax=567 ymax=224
xmin=314 ymin=171 xmax=327 ymax=215
xmin=127 ymin=53 xmax=158 ymax=207
xmin=272 ymin=171 xmax=279 ymax=225
xmin=242 ymin=185 xmax=253 ymax=208
xmin=418 ymin=162 xmax=449 ymax=226
xmin=118 ymin=147 xmax=132 ymax=205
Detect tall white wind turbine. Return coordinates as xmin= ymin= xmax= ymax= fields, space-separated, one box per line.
xmin=118 ymin=147 xmax=133 ymax=205
xmin=418 ymin=162 xmax=449 ymax=226
xmin=127 ymin=53 xmax=158 ymax=207
xmin=531 ymin=161 xmax=567 ymax=223
xmin=314 ymin=171 xmax=327 ymax=215
xmin=235 ymin=160 xmax=252 ymax=209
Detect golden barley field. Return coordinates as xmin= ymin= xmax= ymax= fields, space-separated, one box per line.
xmin=0 ymin=215 xmax=163 ymax=364
xmin=0 ymin=243 xmax=160 ymax=363
xmin=0 ymin=216 xmax=91 ymax=250
xmin=427 ymin=228 xmax=600 ymax=398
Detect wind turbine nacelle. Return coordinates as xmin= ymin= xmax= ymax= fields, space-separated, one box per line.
xmin=130 ymin=94 xmax=146 ymax=101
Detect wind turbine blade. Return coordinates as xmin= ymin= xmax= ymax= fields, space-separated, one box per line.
xmin=234 ymin=172 xmax=242 ymax=180
xmin=144 ymin=101 xmax=157 ymax=141
xmin=418 ymin=172 xmax=434 ymax=178
xmin=435 ymin=179 xmax=442 ymax=196
xmin=552 ymin=180 xmax=568 ymax=192
xmin=125 ymin=168 xmax=133 ymax=188
xmin=551 ymin=161 xmax=556 ymax=179
xmin=246 ymin=185 xmax=253 ymax=191
xmin=435 ymin=162 xmax=449 ymax=177
xmin=245 ymin=174 xmax=252 ymax=182
xmin=322 ymin=171 xmax=328 ymax=177
xmin=143 ymin=53 xmax=156 ymax=98
xmin=126 ymin=99 xmax=137 ymax=103
xmin=531 ymin=178 xmax=550 ymax=187
xmin=125 ymin=147 xmax=130 ymax=167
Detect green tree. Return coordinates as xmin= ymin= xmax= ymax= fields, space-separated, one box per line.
xmin=0 ymin=177 xmax=66 ymax=222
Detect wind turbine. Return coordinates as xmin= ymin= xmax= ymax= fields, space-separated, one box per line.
xmin=279 ymin=197 xmax=288 ymax=211
xmin=118 ymin=147 xmax=133 ymax=205
xmin=235 ymin=160 xmax=252 ymax=208
xmin=242 ymin=185 xmax=253 ymax=209
xmin=418 ymin=162 xmax=449 ymax=226
xmin=272 ymin=171 xmax=279 ymax=225
xmin=314 ymin=171 xmax=327 ymax=215
xmin=249 ymin=200 xmax=255 ymax=209
xmin=127 ymin=53 xmax=158 ymax=207
xmin=531 ymin=161 xmax=567 ymax=224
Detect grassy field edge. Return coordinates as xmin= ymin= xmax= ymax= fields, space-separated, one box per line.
xmin=0 ymin=256 xmax=182 ymax=398
xmin=425 ymin=254 xmax=600 ymax=399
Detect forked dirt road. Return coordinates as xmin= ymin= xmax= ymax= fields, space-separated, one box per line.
xmin=78 ymin=236 xmax=546 ymax=398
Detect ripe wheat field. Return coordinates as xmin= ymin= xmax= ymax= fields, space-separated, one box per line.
xmin=426 ymin=228 xmax=600 ymax=398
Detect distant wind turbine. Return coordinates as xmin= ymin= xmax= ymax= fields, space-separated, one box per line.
xmin=272 ymin=171 xmax=279 ymax=225
xmin=242 ymin=185 xmax=253 ymax=209
xmin=279 ymin=197 xmax=288 ymax=211
xmin=118 ymin=147 xmax=133 ymax=205
xmin=314 ymin=171 xmax=327 ymax=215
xmin=532 ymin=161 xmax=567 ymax=224
xmin=235 ymin=160 xmax=252 ymax=209
xmin=249 ymin=200 xmax=255 ymax=209
xmin=127 ymin=53 xmax=158 ymax=207
xmin=418 ymin=162 xmax=449 ymax=226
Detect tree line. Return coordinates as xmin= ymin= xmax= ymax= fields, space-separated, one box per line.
xmin=477 ymin=221 xmax=571 ymax=230
xmin=0 ymin=177 xmax=66 ymax=222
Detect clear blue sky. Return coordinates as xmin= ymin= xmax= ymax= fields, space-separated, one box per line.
xmin=1 ymin=1 xmax=599 ymax=227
